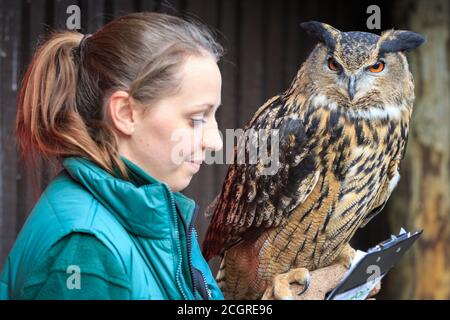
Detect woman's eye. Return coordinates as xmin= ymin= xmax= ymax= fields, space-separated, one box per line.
xmin=368 ymin=61 xmax=385 ymax=73
xmin=191 ymin=118 xmax=207 ymax=126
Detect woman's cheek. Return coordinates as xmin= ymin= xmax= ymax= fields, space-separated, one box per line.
xmin=168 ymin=127 xmax=201 ymax=163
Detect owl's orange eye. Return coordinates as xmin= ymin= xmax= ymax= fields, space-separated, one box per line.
xmin=327 ymin=58 xmax=341 ymax=72
xmin=368 ymin=61 xmax=385 ymax=73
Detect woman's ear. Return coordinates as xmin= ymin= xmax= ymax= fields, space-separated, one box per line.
xmin=108 ymin=90 xmax=137 ymax=136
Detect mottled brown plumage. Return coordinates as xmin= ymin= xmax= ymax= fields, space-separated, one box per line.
xmin=203 ymin=21 xmax=425 ymax=299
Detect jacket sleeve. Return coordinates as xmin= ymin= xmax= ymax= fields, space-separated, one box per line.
xmin=20 ymin=232 xmax=131 ymax=300
xmin=190 ymin=229 xmax=224 ymax=300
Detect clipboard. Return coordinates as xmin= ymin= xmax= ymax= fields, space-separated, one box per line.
xmin=326 ymin=228 xmax=423 ymax=300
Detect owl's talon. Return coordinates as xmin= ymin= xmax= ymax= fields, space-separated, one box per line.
xmin=272 ymin=267 xmax=310 ymax=300
xmin=296 ymin=271 xmax=310 ymax=296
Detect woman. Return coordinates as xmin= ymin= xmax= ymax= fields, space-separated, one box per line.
xmin=1 ymin=12 xmax=223 ymax=300
xmin=0 ymin=12 xmax=353 ymax=300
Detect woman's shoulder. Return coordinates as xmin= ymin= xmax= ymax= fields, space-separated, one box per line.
xmin=14 ymin=170 xmax=134 ymax=272
xmin=37 ymin=170 xmax=122 ymax=232
xmin=44 ymin=169 xmax=96 ymax=205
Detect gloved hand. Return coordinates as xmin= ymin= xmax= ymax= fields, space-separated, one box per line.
xmin=262 ymin=263 xmax=381 ymax=300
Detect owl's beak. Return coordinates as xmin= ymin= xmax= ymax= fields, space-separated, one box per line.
xmin=347 ymin=75 xmax=357 ymax=100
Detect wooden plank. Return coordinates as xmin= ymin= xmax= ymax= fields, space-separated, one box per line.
xmin=283 ymin=0 xmax=302 ymax=89
xmin=296 ymin=0 xmax=320 ymax=64
xmin=158 ymin=0 xmax=185 ymax=15
xmin=264 ymin=0 xmax=284 ymax=98
xmin=382 ymin=0 xmax=450 ymax=299
xmin=136 ymin=0 xmax=159 ymax=12
xmin=14 ymin=0 xmax=48 ymax=249
xmin=239 ymin=0 xmax=265 ymax=127
xmin=0 ymin=0 xmax=5 ymax=272
xmin=111 ymin=0 xmax=139 ymax=17
xmin=104 ymin=0 xmax=139 ymax=23
xmin=215 ymin=0 xmax=239 ymax=196
xmin=81 ymin=0 xmax=106 ymax=32
xmin=0 ymin=0 xmax=21 ymax=274
xmin=27 ymin=0 xmax=48 ymax=59
xmin=184 ymin=0 xmax=217 ymax=25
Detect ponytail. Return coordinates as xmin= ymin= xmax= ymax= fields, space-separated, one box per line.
xmin=16 ymin=31 xmax=129 ymax=180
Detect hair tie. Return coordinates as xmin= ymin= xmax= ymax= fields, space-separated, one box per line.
xmin=75 ymin=34 xmax=92 ymax=63
xmin=79 ymin=34 xmax=92 ymax=54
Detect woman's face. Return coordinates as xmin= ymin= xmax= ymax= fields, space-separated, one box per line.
xmin=117 ymin=54 xmax=223 ymax=191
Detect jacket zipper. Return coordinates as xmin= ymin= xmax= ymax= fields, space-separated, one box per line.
xmin=193 ymin=229 xmax=212 ymax=299
xmin=177 ymin=203 xmax=199 ymax=300
xmin=165 ymin=185 xmax=209 ymax=300
xmin=177 ymin=203 xmax=212 ymax=300
xmin=164 ymin=184 xmax=189 ymax=300
xmin=201 ymin=273 xmax=212 ymax=299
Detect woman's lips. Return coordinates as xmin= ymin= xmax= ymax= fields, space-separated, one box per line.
xmin=185 ymin=160 xmax=201 ymax=173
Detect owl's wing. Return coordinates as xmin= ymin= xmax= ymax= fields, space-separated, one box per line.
xmin=202 ymin=96 xmax=320 ymax=260
xmin=360 ymin=163 xmax=400 ymax=228
xmin=359 ymin=197 xmax=389 ymax=228
xmin=360 ymin=119 xmax=409 ymax=228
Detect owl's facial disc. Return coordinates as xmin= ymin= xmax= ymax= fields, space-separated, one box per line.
xmin=346 ymin=60 xmax=387 ymax=101
xmin=325 ymin=53 xmax=388 ymax=102
xmin=302 ymin=21 xmax=425 ymax=112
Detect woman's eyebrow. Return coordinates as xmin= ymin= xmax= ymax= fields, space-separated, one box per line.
xmin=190 ymin=103 xmax=221 ymax=112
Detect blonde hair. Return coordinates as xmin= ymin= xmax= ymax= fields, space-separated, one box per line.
xmin=16 ymin=12 xmax=223 ymax=180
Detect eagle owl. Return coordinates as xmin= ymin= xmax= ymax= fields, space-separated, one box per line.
xmin=202 ymin=21 xmax=425 ymax=300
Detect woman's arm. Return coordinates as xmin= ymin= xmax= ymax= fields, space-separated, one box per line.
xmin=21 ymin=233 xmax=131 ymax=300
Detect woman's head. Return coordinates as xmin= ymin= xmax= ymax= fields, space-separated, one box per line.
xmin=16 ymin=12 xmax=223 ymax=191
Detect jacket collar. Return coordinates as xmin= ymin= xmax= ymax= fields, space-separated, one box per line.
xmin=62 ymin=156 xmax=196 ymax=238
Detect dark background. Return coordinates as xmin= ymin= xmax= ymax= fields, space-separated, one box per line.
xmin=1 ymin=0 xmax=448 ymax=299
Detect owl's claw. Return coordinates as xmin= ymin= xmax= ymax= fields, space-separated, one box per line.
xmin=271 ymin=267 xmax=311 ymax=300
xmin=296 ymin=271 xmax=310 ymax=296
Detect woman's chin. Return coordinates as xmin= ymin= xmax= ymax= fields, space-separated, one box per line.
xmin=170 ymin=173 xmax=194 ymax=192
xmin=168 ymin=162 xmax=201 ymax=192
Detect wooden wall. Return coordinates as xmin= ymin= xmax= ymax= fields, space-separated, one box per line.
xmin=4 ymin=0 xmax=445 ymax=300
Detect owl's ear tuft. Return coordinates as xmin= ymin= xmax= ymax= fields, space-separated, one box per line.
xmin=300 ymin=21 xmax=340 ymax=51
xmin=379 ymin=30 xmax=426 ymax=53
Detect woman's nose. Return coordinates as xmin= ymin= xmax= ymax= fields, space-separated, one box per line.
xmin=202 ymin=121 xmax=223 ymax=152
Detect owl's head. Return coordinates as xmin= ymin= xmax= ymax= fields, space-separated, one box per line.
xmin=299 ymin=21 xmax=425 ymax=110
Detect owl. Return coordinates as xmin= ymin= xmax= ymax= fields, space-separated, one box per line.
xmin=202 ymin=21 xmax=425 ymax=300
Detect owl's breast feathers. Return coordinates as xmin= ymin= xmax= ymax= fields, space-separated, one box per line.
xmin=202 ymin=92 xmax=411 ymax=263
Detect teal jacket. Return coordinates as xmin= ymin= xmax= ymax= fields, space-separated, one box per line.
xmin=0 ymin=156 xmax=223 ymax=300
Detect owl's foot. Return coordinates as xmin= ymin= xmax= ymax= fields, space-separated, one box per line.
xmin=262 ymin=268 xmax=310 ymax=300
xmin=334 ymin=243 xmax=356 ymax=269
